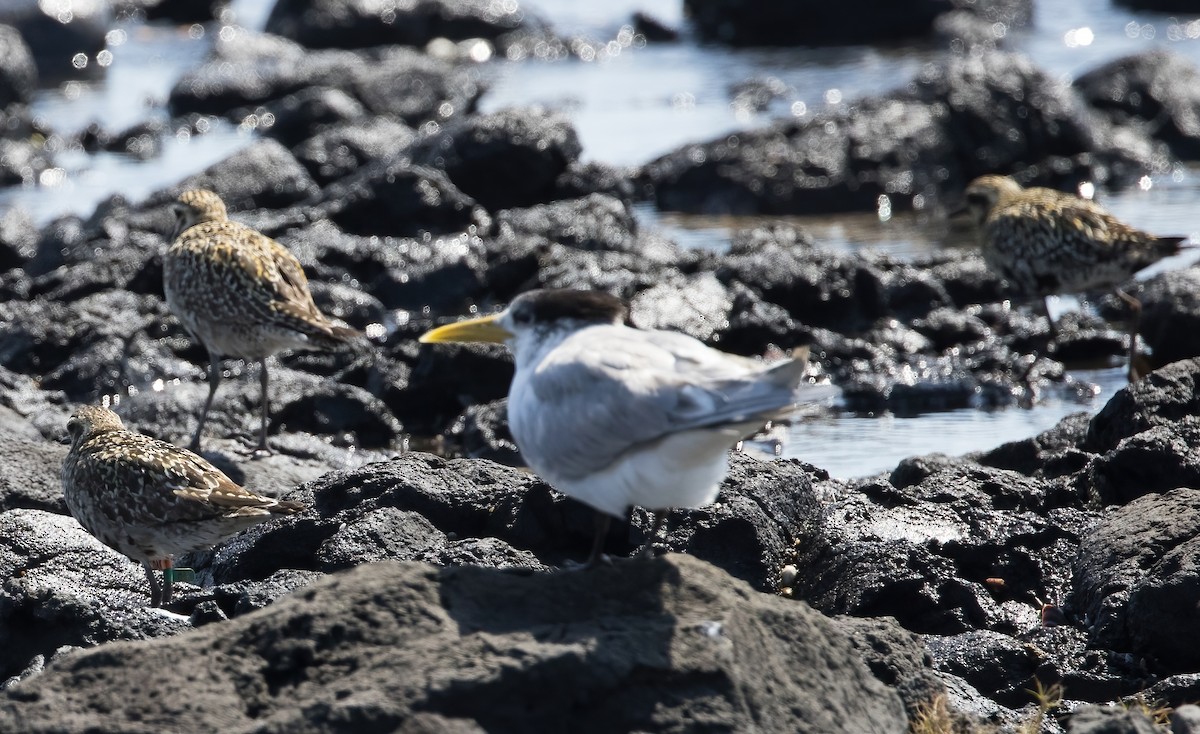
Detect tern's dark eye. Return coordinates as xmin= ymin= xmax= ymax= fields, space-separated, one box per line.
xmin=511 ymin=307 xmax=532 ymax=325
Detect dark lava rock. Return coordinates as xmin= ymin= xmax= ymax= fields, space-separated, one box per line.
xmin=0 ymin=207 xmax=35 ymax=270
xmin=0 ymin=24 xmax=35 ymax=108
xmin=632 ymin=11 xmax=679 ymax=42
xmin=0 ymin=555 xmax=908 ymax=733
xmin=642 ymin=51 xmax=1146 ymax=216
xmin=390 ymin=342 xmax=513 ymax=437
xmin=210 ymin=451 xmax=822 ymax=595
xmin=169 ymin=33 xmax=482 ymax=128
xmin=1073 ymin=487 xmax=1200 ymax=674
xmin=925 ymin=629 xmax=1044 ymax=707
xmin=0 ymin=138 xmax=50 ymax=188
xmin=1127 ymin=268 xmax=1200 ymax=370
xmin=283 ymin=221 xmax=489 ymax=311
xmin=252 ymin=86 xmax=366 ymax=148
xmin=1112 ymin=0 xmax=1200 ymax=14
xmin=168 ymin=137 xmax=320 ymax=210
xmin=0 ymin=435 xmax=66 ymax=515
xmin=0 ymin=0 xmax=107 ymax=79
xmin=683 ymin=0 xmax=1030 ymax=47
xmin=265 ymin=0 xmax=528 ymax=50
xmin=1084 ymin=358 xmax=1200 ymax=455
xmin=315 ymin=159 xmax=490 ymax=238
xmin=1065 ymin=705 xmax=1161 ymax=733
xmin=411 ymin=107 xmax=582 ymax=211
xmin=1075 ymin=50 xmax=1200 ymax=160
xmin=142 ymin=0 xmax=219 ymax=24
xmin=975 ymin=411 xmax=1093 ymax=480
xmin=445 ymin=397 xmax=521 ymax=466
xmin=794 ymin=460 xmax=1089 ymax=636
xmin=0 ymin=509 xmax=191 ymax=683
xmin=292 ymin=115 xmax=416 ymax=184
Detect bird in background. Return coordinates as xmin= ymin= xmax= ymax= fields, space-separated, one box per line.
xmin=163 ymin=189 xmax=363 ymax=455
xmin=419 ymin=288 xmax=839 ymax=568
xmin=961 ymin=174 xmax=1187 ymax=381
xmin=61 ymin=405 xmax=305 ymax=607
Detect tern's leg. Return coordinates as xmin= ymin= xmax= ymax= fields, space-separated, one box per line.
xmin=582 ymin=512 xmax=612 ymax=569
xmin=189 ymin=351 xmax=222 ymax=452
xmin=1115 ymin=287 xmax=1144 ymax=382
xmin=255 ymin=359 xmax=273 ymax=456
xmin=144 ymin=560 xmax=163 ymax=607
xmin=635 ymin=510 xmax=670 ymax=559
xmin=1039 ymin=296 xmax=1058 ymax=339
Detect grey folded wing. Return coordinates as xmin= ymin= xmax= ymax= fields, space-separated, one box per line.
xmin=525 ymin=328 xmax=837 ymax=480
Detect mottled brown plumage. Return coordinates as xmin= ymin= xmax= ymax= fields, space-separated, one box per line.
xmin=963 ymin=174 xmax=1187 ymax=379
xmin=164 ymin=189 xmax=362 ymax=453
xmin=963 ymin=175 xmax=1185 ymax=297
xmin=61 ymin=405 xmax=304 ymax=606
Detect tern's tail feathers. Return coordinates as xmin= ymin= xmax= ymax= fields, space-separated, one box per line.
xmin=671 ymin=350 xmax=839 ymax=433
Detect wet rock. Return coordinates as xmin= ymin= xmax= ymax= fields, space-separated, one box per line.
xmin=630 ymin=273 xmax=732 ymax=343
xmin=142 ymin=0 xmax=219 ymax=24
xmin=926 ymin=629 xmax=1044 ymax=707
xmin=1085 ymin=416 xmax=1200 ymax=506
xmin=643 ymin=51 xmax=1146 ymax=216
xmin=794 ymin=460 xmax=1089 ymax=635
xmin=934 ymin=10 xmax=1007 ymax=53
xmin=0 ymin=207 xmax=35 ymax=270
xmin=553 ymin=160 xmax=636 ymax=202
xmin=976 ymin=411 xmax=1093 ymax=480
xmin=292 ymin=115 xmax=415 ymax=184
xmin=0 ymin=555 xmax=908 ymax=733
xmin=1073 ymin=487 xmax=1200 ymax=674
xmin=411 ymin=107 xmax=582 ymax=211
xmin=0 ymin=0 xmax=107 ymax=79
xmin=1075 ymin=50 xmax=1200 ymax=160
xmin=495 ymin=192 xmax=649 ymax=256
xmin=397 ymin=343 xmax=513 ymax=435
xmin=0 ymin=24 xmax=35 ymax=108
xmin=169 ymin=33 xmax=482 ymax=127
xmin=270 ymin=375 xmax=404 ymax=450
xmin=446 ymin=398 xmax=521 ymax=466
xmin=1084 ymin=358 xmax=1200 ymax=454
xmin=265 ymin=0 xmax=527 ymax=50
xmin=103 ymin=119 xmax=164 ymax=160
xmin=169 ymin=137 xmax=320 ymax=210
xmin=715 ymin=225 xmax=883 ymax=332
xmin=712 ymin=283 xmax=807 ymax=356
xmin=0 ymin=138 xmax=49 ymax=188
xmin=0 ymin=509 xmax=191 ymax=683
xmin=1127 ymin=268 xmax=1200 ymax=370
xmin=632 ymin=11 xmax=679 ymax=42
xmin=251 ymin=86 xmax=366 ymax=148
xmin=683 ymin=0 xmax=1030 ymax=46
xmin=316 ymin=159 xmax=490 ymax=237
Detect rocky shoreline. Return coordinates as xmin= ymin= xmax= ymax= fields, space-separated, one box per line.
xmin=3 ymin=0 xmax=1200 ymax=731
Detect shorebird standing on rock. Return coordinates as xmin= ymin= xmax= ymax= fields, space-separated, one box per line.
xmin=961 ymin=174 xmax=1187 ymax=380
xmin=419 ymin=288 xmax=839 ymax=568
xmin=164 ymin=189 xmax=363 ymax=454
xmin=61 ymin=405 xmax=305 ymax=607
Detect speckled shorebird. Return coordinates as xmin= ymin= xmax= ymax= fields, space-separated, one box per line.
xmin=61 ymin=405 xmax=304 ymax=607
xmin=962 ymin=174 xmax=1187 ymax=379
xmin=164 ymin=189 xmax=362 ymax=454
xmin=419 ymin=289 xmax=839 ymax=568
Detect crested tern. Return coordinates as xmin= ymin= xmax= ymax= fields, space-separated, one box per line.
xmin=420 ymin=288 xmax=838 ymax=567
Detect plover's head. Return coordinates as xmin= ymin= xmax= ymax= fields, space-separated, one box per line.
xmin=961 ymin=174 xmax=1023 ymax=228
xmin=171 ymin=189 xmax=228 ymax=239
xmin=418 ymin=288 xmax=627 ymax=357
xmin=65 ymin=405 xmax=126 ymax=450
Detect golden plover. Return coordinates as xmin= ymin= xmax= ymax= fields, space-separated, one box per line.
xmin=419 ymin=288 xmax=838 ymax=567
xmin=61 ymin=405 xmax=305 ymax=606
xmin=164 ymin=189 xmax=362 ymax=454
xmin=962 ymin=174 xmax=1187 ymax=379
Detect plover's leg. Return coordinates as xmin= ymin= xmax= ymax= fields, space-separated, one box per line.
xmin=255 ymin=359 xmax=273 ymax=456
xmin=1038 ymin=296 xmax=1058 ymax=339
xmin=151 ymin=557 xmax=175 ymax=605
xmin=190 ymin=351 xmax=222 ymax=452
xmin=142 ymin=561 xmax=163 ymax=608
xmin=1115 ymin=287 xmax=1144 ymax=382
